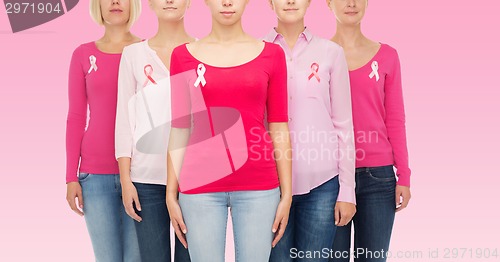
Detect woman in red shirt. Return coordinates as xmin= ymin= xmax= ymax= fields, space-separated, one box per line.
xmin=166 ymin=0 xmax=292 ymax=260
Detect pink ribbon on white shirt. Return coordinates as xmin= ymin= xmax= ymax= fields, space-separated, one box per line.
xmin=194 ymin=63 xmax=207 ymax=87
xmin=308 ymin=63 xmax=320 ymax=83
xmin=87 ymin=55 xmax=98 ymax=74
xmin=143 ymin=65 xmax=157 ymax=87
xmin=369 ymin=61 xmax=380 ymax=81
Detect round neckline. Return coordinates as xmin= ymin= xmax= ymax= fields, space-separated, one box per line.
xmin=349 ymin=43 xmax=384 ymax=73
xmin=183 ymin=41 xmax=267 ymax=69
xmin=92 ymin=41 xmax=123 ymax=55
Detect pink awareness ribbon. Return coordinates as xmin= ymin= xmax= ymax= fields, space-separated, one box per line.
xmin=308 ymin=63 xmax=320 ymax=83
xmin=194 ymin=63 xmax=207 ymax=88
xmin=87 ymin=55 xmax=98 ymax=74
xmin=143 ymin=64 xmax=157 ymax=87
xmin=369 ymin=61 xmax=380 ymax=81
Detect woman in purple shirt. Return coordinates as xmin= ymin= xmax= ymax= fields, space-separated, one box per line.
xmin=265 ymin=0 xmax=356 ymax=261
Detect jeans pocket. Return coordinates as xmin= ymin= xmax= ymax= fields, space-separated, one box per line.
xmin=367 ymin=166 xmax=396 ymax=182
xmin=78 ymin=172 xmax=91 ymax=182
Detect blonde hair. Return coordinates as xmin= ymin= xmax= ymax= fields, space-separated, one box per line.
xmin=89 ymin=0 xmax=141 ymax=28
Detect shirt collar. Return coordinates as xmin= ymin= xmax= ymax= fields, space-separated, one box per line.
xmin=264 ymin=27 xmax=313 ymax=43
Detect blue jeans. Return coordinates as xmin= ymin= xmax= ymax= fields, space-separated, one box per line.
xmin=270 ymin=176 xmax=339 ymax=262
xmin=79 ymin=173 xmax=141 ymax=262
xmin=133 ymin=182 xmax=191 ymax=262
xmin=330 ymin=165 xmax=396 ymax=262
xmin=179 ymin=187 xmax=281 ymax=262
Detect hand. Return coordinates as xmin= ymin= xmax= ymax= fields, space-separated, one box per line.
xmin=396 ymin=185 xmax=411 ymax=212
xmin=66 ymin=182 xmax=84 ymax=216
xmin=122 ymin=181 xmax=142 ymax=222
xmin=334 ymin=201 xmax=356 ymax=226
xmin=166 ymin=195 xmax=188 ymax=248
xmin=271 ymin=196 xmax=292 ymax=248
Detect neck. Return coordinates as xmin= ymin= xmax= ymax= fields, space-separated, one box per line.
xmin=275 ymin=20 xmax=305 ymax=49
xmin=208 ymin=20 xmax=246 ymax=43
xmin=332 ymin=23 xmax=365 ymax=49
xmin=101 ymin=24 xmax=133 ymax=43
xmin=151 ymin=19 xmax=190 ymax=45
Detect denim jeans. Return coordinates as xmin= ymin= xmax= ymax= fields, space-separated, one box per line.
xmin=79 ymin=173 xmax=141 ymax=262
xmin=133 ymin=182 xmax=191 ymax=262
xmin=330 ymin=165 xmax=396 ymax=262
xmin=269 ymin=176 xmax=339 ymax=262
xmin=179 ymin=187 xmax=281 ymax=262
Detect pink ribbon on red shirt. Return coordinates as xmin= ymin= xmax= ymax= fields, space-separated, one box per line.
xmin=143 ymin=65 xmax=157 ymax=87
xmin=308 ymin=63 xmax=320 ymax=83
xmin=194 ymin=63 xmax=207 ymax=88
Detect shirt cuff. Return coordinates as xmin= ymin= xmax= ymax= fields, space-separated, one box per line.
xmin=337 ymin=184 xmax=356 ymax=205
xmin=396 ymin=166 xmax=411 ymax=187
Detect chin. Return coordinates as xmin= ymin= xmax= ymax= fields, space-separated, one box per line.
xmin=216 ymin=18 xmax=239 ymax=26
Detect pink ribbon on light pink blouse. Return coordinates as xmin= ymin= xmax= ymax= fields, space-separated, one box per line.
xmin=143 ymin=65 xmax=157 ymax=87
xmin=308 ymin=63 xmax=320 ymax=83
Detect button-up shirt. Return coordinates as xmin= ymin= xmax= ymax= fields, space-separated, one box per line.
xmin=264 ymin=28 xmax=356 ymax=203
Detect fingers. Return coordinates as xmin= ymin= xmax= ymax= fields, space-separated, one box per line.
xmin=395 ymin=190 xmax=402 ymax=207
xmin=66 ymin=185 xmax=84 ymax=216
xmin=396 ymin=193 xmax=410 ymax=212
xmin=124 ymin=197 xmax=142 ymax=222
xmin=135 ymin=196 xmax=142 ymax=212
xmin=272 ymin=215 xmax=280 ymax=234
xmin=76 ymin=190 xmax=84 ymax=210
xmin=172 ymin=218 xmax=188 ymax=248
xmin=334 ymin=205 xmax=340 ymax=226
xmin=272 ymin=217 xmax=287 ymax=248
xmin=396 ymin=188 xmax=411 ymax=212
xmin=338 ymin=213 xmax=350 ymax=227
xmin=67 ymin=195 xmax=84 ymax=216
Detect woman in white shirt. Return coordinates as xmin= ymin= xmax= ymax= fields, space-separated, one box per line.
xmin=115 ymin=0 xmax=195 ymax=261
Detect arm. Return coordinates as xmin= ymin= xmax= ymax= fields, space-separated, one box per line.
xmin=269 ymin=122 xmax=292 ymax=248
xmin=166 ymin=127 xmax=191 ymax=248
xmin=384 ymin=48 xmax=411 ymax=211
xmin=330 ymin=47 xmax=356 ymax=204
xmin=115 ymin=48 xmax=142 ymax=221
xmin=330 ymin=47 xmax=357 ymax=226
xmin=166 ymin=49 xmax=191 ymax=248
xmin=65 ymin=46 xmax=86 ymax=216
xmin=266 ymin=45 xmax=292 ymax=247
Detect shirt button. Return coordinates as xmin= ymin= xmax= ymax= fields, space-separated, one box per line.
xmin=289 ymin=96 xmax=292 ymax=100
xmin=289 ymin=58 xmax=293 ymax=62
xmin=288 ymin=117 xmax=292 ymax=122
xmin=289 ymin=75 xmax=294 ymax=79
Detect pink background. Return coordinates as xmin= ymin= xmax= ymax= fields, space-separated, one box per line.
xmin=1 ymin=0 xmax=500 ymax=261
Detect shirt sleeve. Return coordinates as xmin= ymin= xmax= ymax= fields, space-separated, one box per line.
xmin=266 ymin=45 xmax=288 ymax=122
xmin=170 ymin=47 xmax=192 ymax=128
xmin=65 ymin=46 xmax=86 ymax=183
xmin=330 ymin=47 xmax=356 ymax=204
xmin=115 ymin=48 xmax=136 ymax=159
xmin=384 ymin=49 xmax=411 ymax=186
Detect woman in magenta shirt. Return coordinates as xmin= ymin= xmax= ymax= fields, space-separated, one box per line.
xmin=65 ymin=0 xmax=142 ymax=260
xmin=166 ymin=0 xmax=292 ymax=260
xmin=264 ymin=0 xmax=356 ymax=261
xmin=328 ymin=0 xmax=412 ymax=261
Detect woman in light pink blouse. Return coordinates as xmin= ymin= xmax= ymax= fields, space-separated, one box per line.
xmin=265 ymin=0 xmax=356 ymax=261
xmin=65 ymin=0 xmax=142 ymax=260
xmin=328 ymin=0 xmax=412 ymax=261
